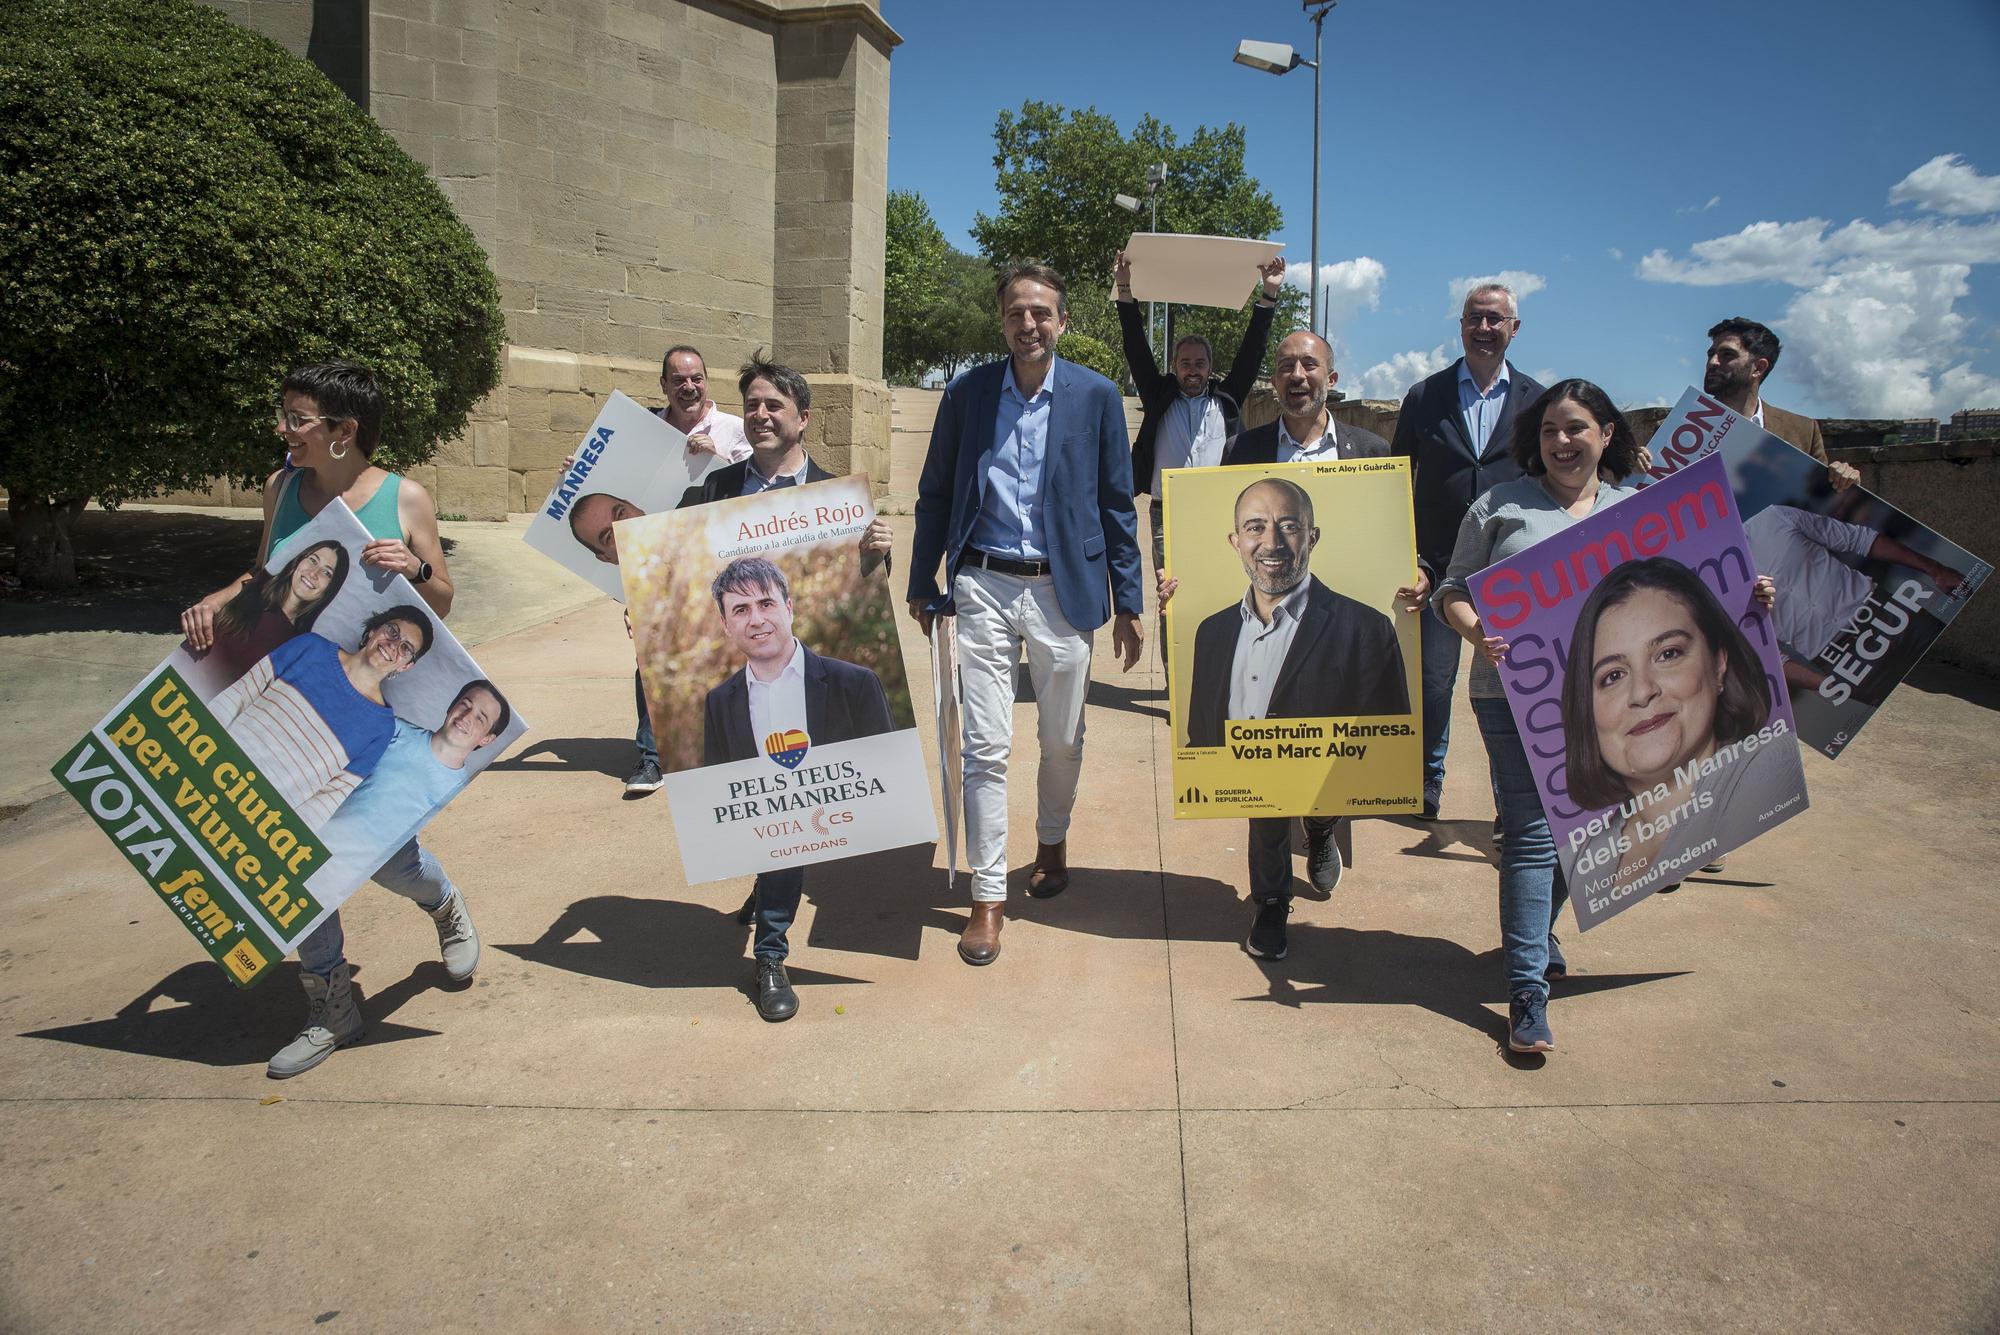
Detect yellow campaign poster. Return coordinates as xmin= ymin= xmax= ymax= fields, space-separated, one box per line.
xmin=1164 ymin=458 xmax=1423 ymax=820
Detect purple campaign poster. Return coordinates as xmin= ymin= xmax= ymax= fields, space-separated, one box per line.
xmin=1468 ymin=454 xmax=1810 ymax=930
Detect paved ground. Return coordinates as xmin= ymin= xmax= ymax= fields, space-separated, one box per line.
xmin=2 ymin=490 xmax=1998 ymax=1331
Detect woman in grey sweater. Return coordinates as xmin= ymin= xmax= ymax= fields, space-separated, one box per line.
xmin=1431 ymin=380 xmax=1647 ymax=1055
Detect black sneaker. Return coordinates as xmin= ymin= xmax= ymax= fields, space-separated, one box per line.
xmin=1245 ymin=899 xmax=1290 ymax=961
xmin=754 ymin=959 xmax=798 ymax=1022
xmin=1305 ymin=823 xmax=1343 ymax=893
xmin=1508 ymin=987 xmax=1555 ymax=1053
xmin=624 ymin=760 xmax=664 ymax=798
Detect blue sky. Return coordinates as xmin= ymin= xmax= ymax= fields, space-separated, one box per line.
xmin=880 ymin=0 xmax=2000 ymax=419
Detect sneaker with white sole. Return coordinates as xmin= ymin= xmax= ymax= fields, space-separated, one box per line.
xmin=624 ymin=760 xmax=664 ymax=797
xmin=429 ymin=888 xmax=480 ymax=982
xmin=267 ymin=962 xmax=364 ymax=1078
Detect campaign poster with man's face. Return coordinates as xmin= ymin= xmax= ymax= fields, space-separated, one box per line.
xmin=1647 ymin=387 xmax=1990 ymax=757
xmin=1470 ymin=454 xmax=1809 ymax=930
xmin=52 ymin=501 xmax=528 ymax=986
xmin=522 ymin=390 xmax=727 ymax=600
xmin=619 ymin=474 xmax=935 ymax=883
xmin=1163 ymin=458 xmax=1423 ymax=819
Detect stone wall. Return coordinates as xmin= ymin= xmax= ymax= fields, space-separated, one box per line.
xmin=166 ymin=0 xmax=897 ymax=516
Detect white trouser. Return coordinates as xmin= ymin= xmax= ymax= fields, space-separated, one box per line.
xmin=953 ymin=565 xmax=1094 ymax=903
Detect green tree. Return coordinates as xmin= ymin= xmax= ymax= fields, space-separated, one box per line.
xmin=883 ymin=189 xmax=949 ymax=384
xmin=0 ymin=0 xmax=504 ymax=588
xmin=970 ymin=101 xmax=1307 ymax=383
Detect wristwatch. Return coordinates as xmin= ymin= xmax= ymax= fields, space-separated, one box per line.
xmin=413 ymin=560 xmax=433 ymax=585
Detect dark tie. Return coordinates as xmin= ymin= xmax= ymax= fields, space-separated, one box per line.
xmin=768 ymin=476 xmax=796 ymax=489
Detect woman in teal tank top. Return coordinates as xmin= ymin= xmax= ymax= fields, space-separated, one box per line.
xmin=178 ymin=362 xmax=479 ymax=1080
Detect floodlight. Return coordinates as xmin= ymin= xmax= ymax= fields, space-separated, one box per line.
xmin=1113 ymin=194 xmax=1142 ymax=213
xmin=1233 ymin=39 xmax=1301 ymax=75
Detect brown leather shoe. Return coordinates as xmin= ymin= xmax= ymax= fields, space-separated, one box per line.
xmin=957 ymin=902 xmax=1003 ymax=965
xmin=1026 ymin=840 xmax=1070 ymax=899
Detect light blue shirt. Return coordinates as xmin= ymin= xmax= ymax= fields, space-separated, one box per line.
xmin=741 ymin=456 xmax=808 ymax=494
xmin=1456 ymin=359 xmax=1513 ymax=456
xmin=319 ymin=719 xmax=472 ymax=852
xmin=968 ymin=360 xmax=1054 ymax=560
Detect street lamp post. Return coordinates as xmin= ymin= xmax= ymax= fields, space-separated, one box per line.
xmin=1113 ymin=161 xmax=1170 ymax=350
xmin=1234 ymin=2 xmax=1340 ymax=337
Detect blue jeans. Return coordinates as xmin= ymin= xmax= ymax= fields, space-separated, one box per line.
xmin=1470 ymin=696 xmax=1568 ymax=999
xmin=751 ymin=868 xmax=805 ymax=961
xmin=297 ymin=838 xmax=452 ymax=978
xmin=1419 ymin=605 xmax=1462 ymax=802
xmin=634 ymin=670 xmax=657 ymax=768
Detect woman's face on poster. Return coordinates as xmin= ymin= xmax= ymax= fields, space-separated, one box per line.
xmin=362 ymin=618 xmax=424 ymax=678
xmin=288 ymin=546 xmax=341 ymax=612
xmin=1588 ymin=587 xmax=1726 ymax=791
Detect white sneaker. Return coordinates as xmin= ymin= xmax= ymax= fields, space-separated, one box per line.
xmin=267 ymin=963 xmax=364 ymax=1078
xmin=429 ymin=888 xmax=480 ymax=982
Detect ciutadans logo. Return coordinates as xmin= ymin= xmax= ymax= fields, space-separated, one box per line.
xmin=763 ymin=728 xmax=811 ymax=770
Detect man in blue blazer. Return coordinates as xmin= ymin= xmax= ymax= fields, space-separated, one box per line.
xmin=908 ymin=261 xmax=1144 ymax=966
xmin=1389 ymin=283 xmax=1544 ymax=820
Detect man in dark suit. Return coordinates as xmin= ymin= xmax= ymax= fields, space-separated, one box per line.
xmin=908 ymin=260 xmax=1145 ymax=967
xmin=1176 ymin=473 xmax=1414 ymax=961
xmin=701 ymin=559 xmax=894 ymax=765
xmin=1390 ymin=283 xmax=1544 ymax=820
xmin=669 ymin=354 xmax=892 ymax=1022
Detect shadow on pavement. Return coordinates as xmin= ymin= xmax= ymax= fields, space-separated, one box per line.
xmin=19 ymin=960 xmax=443 ymax=1068
xmin=499 ymin=844 xmax=964 ymax=985
xmin=0 ymin=509 xmax=264 ymax=636
xmin=1085 ymin=678 xmax=1170 ymax=722
xmin=1007 ymin=865 xmax=1687 ymax=1045
xmin=485 ymin=736 xmax=634 ymax=779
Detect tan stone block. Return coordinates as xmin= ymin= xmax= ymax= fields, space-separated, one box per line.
xmin=548 ymin=389 xmax=601 ymax=435
xmin=372 ymin=16 xmax=409 ymax=56
xmin=461 ymin=28 xmax=498 ymax=68
xmin=433 ymin=136 xmax=498 ymax=177
xmin=519 ymin=45 xmax=588 ymax=91
xmin=507 ymin=468 xmax=527 ymax=513
xmin=507 ymin=346 xmax=583 ymax=391
xmin=555 ymin=252 xmax=626 ymax=294
xmin=373 ymin=50 xmax=433 ymax=99
xmin=518 ymin=467 xmax=562 ymax=510
xmin=373 ymin=0 xmax=430 ymax=25
xmin=433 ymin=462 xmax=509 ymax=520
xmin=512 ymin=426 xmax=581 ymax=472
xmin=497 ymin=103 xmax=543 ymax=146
xmin=403 ymin=20 xmax=461 ymax=61
xmin=503 ymin=383 xmax=554 ymax=432
xmin=438 ymin=176 xmax=496 ymax=220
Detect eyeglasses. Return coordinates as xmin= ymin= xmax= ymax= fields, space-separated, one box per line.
xmin=274 ymin=408 xmax=348 ymax=431
xmin=1461 ymin=312 xmax=1516 ymax=328
xmin=371 ymin=624 xmax=420 ymax=663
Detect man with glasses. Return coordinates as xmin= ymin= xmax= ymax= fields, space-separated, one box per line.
xmin=1390 ymin=283 xmax=1543 ymax=821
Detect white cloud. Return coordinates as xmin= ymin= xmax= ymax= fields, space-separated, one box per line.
xmin=1285 ymin=256 xmax=1387 ymax=333
xmin=1635 ymin=157 xmax=2000 ymax=417
xmin=1348 ymin=343 xmax=1452 ymax=401
xmin=1607 ymin=247 xmax=1625 ymax=261
xmin=1447 ymin=270 xmax=1545 ymax=314
xmin=1783 ymin=262 xmax=2000 ymax=417
xmin=1676 ymin=195 xmax=1723 ymax=215
xmin=1889 ymin=153 xmax=2000 ymax=217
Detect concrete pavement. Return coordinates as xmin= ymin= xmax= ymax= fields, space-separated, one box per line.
xmin=1 ymin=506 xmax=1998 ymax=1331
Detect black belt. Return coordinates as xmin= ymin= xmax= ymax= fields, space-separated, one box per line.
xmin=963 ymin=548 xmax=1053 ymax=578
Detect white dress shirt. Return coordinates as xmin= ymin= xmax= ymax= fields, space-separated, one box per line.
xmin=1276 ymin=413 xmax=1341 ymax=462
xmin=746 ymin=638 xmax=810 ymax=746
xmin=1153 ymin=392 xmax=1229 ymax=492
xmin=1228 ymin=580 xmax=1312 ymax=721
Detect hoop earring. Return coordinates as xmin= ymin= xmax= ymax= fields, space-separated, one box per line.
xmin=329 ymin=441 xmax=348 ymax=461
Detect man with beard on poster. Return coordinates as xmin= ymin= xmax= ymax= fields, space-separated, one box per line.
xmin=1176 ymin=475 xmax=1415 ymax=961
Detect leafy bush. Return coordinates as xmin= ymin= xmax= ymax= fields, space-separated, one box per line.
xmin=0 ymin=0 xmax=504 ymax=584
xmin=1058 ymin=332 xmax=1122 ymax=384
